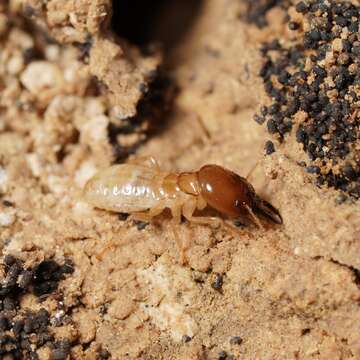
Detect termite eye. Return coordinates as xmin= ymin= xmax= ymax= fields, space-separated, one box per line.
xmin=234 ymin=199 xmax=246 ymax=208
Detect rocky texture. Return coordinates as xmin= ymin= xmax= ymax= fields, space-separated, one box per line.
xmin=0 ymin=0 xmax=360 ymax=359
xmin=0 ymin=256 xmax=75 ymax=359
xmin=255 ymin=0 xmax=360 ymax=271
xmin=20 ymin=0 xmax=162 ymax=117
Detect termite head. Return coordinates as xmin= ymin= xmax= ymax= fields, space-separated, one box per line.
xmin=197 ymin=165 xmax=282 ymax=225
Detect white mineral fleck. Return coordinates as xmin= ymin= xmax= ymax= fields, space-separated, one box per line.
xmin=138 ymin=263 xmax=198 ymax=342
xmin=7 ymin=56 xmax=24 ymax=75
xmin=0 ymin=210 xmax=16 ymax=227
xmin=75 ymin=161 xmax=97 ymax=188
xmin=82 ymin=115 xmax=109 ymax=142
xmin=0 ymin=167 xmax=8 ymax=190
xmin=26 ymin=153 xmax=42 ymax=177
xmin=20 ymin=61 xmax=62 ymax=94
xmin=72 ymin=201 xmax=93 ymax=217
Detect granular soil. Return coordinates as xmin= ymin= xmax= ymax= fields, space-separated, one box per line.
xmin=257 ymin=0 xmax=360 ymax=200
xmin=0 ymin=256 xmax=74 ymax=359
xmin=1 ymin=0 xmax=360 ymax=359
xmin=242 ymin=0 xmax=291 ymax=28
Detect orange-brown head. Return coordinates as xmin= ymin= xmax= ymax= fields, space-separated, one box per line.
xmin=197 ymin=165 xmax=282 ymax=224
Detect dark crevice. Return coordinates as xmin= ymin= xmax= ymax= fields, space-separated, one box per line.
xmin=108 ymin=71 xmax=176 ymax=163
xmin=109 ymin=1 xmax=205 ymax=162
xmin=329 ymin=258 xmax=360 ymax=288
xmin=311 ymin=255 xmax=360 ymax=290
xmin=111 ymin=0 xmax=204 ymax=53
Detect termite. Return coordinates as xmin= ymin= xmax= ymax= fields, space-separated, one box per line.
xmin=83 ymin=157 xmax=282 ymax=228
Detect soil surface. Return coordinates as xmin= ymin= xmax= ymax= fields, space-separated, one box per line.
xmin=1 ymin=1 xmax=360 ymax=359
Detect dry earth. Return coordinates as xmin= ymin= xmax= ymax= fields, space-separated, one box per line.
xmin=0 ymin=1 xmax=360 ymax=359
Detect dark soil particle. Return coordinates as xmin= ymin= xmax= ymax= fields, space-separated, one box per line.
xmin=256 ymin=0 xmax=360 ymax=199
xmin=32 ymin=259 xmax=74 ymax=297
xmin=2 ymin=200 xmax=14 ymax=207
xmin=218 ymin=350 xmax=235 ymax=360
xmin=0 ymin=256 xmax=75 ymax=359
xmin=229 ymin=336 xmax=243 ymax=345
xmin=133 ymin=220 xmax=149 ymax=230
xmin=211 ymin=273 xmax=223 ymax=291
xmin=182 ymin=335 xmax=192 ymax=343
xmin=242 ymin=0 xmax=291 ymax=28
xmin=336 ymin=193 xmax=348 ymax=204
xmin=98 ymin=348 xmax=111 ymax=359
xmin=305 ymin=165 xmax=321 ymax=174
xmin=52 ymin=340 xmax=71 ymax=360
xmin=218 ymin=351 xmax=228 ymax=360
xmin=118 ymin=212 xmax=129 ymax=221
xmin=265 ymin=140 xmax=275 ymax=155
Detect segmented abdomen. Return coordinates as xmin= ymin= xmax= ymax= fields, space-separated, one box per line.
xmin=83 ymin=164 xmax=167 ymax=212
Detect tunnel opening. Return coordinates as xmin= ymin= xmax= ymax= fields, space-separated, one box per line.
xmin=111 ymin=0 xmax=204 ymax=52
xmin=109 ymin=0 xmax=204 ymax=163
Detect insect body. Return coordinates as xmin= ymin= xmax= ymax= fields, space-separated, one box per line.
xmin=83 ymin=157 xmax=282 ymax=227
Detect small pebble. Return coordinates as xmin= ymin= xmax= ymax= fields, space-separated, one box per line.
xmin=0 ymin=315 xmax=9 ymax=330
xmin=230 ymin=336 xmax=243 ymax=345
xmin=264 ymin=140 xmax=275 ymax=155
xmin=305 ymin=166 xmax=321 ymax=174
xmin=254 ymin=114 xmax=265 ymax=125
xmin=0 ymin=211 xmax=16 ymax=227
xmin=336 ymin=193 xmax=347 ymax=205
xmin=182 ymin=335 xmax=192 ymax=343
xmin=211 ymin=273 xmax=223 ymax=291
xmin=288 ymin=22 xmax=300 ymax=30
xmin=2 ymin=200 xmax=13 ymax=207
xmin=295 ymin=1 xmax=308 ymax=13
xmin=118 ymin=212 xmax=129 ymax=221
xmin=20 ymin=61 xmax=62 ymax=95
xmin=52 ymin=348 xmax=69 ymax=360
xmin=98 ymin=349 xmax=111 ymax=359
xmin=134 ymin=220 xmax=148 ymax=230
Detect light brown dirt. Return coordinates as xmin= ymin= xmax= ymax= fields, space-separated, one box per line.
xmin=1 ymin=0 xmax=360 ymax=359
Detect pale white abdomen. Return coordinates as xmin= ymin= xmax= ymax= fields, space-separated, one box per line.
xmin=83 ymin=164 xmax=167 ymax=212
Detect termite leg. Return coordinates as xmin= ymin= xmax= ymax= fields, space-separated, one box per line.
xmin=195 ymin=114 xmax=211 ymax=141
xmin=130 ymin=212 xmax=153 ymax=223
xmin=149 ymin=203 xmax=166 ymax=217
xmin=183 ymin=198 xmax=248 ymax=238
xmin=169 ymin=204 xmax=189 ymax=264
xmin=246 ymin=160 xmax=260 ymax=181
xmin=171 ymin=204 xmax=182 ymax=224
xmin=171 ymin=226 xmax=188 ymax=265
xmin=130 ymin=203 xmax=166 ymax=223
xmin=182 ymin=197 xmax=221 ymax=228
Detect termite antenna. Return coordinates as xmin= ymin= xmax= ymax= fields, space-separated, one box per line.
xmin=194 ymin=114 xmax=212 ymax=141
xmin=246 ymin=159 xmax=260 ymax=181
